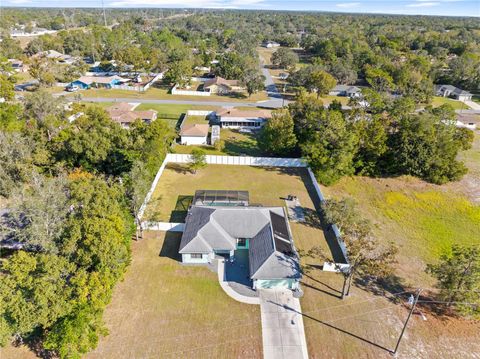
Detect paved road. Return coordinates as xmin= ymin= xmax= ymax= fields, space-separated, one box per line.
xmin=463 ymin=100 xmax=480 ymax=111
xmin=76 ymin=96 xmax=286 ymax=109
xmin=259 ymin=289 xmax=309 ymax=359
xmin=259 ymin=54 xmax=285 ymax=108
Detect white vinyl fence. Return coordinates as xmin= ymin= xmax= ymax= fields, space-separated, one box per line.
xmin=165 ymin=153 xmax=307 ymax=167
xmin=138 ymin=154 xmax=349 ymax=268
xmin=171 ymin=84 xmax=211 ymax=96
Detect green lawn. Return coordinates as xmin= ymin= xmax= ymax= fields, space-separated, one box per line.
xmin=173 ymin=129 xmax=263 ymax=156
xmin=183 ymin=115 xmax=209 ymax=126
xmin=323 ymin=175 xmax=480 ymax=286
xmin=144 ymin=164 xmax=328 ymax=252
xmin=83 ymin=232 xmax=262 ymax=359
xmin=69 ymin=85 xmax=268 ymax=103
xmin=431 ymin=96 xmax=470 ymax=110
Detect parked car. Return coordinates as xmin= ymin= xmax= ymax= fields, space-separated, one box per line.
xmin=66 ymin=85 xmax=79 ymax=92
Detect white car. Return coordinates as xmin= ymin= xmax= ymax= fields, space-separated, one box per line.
xmin=66 ymin=85 xmax=79 ymax=92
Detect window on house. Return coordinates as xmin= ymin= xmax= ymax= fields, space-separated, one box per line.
xmin=191 ymin=253 xmax=203 ymax=259
xmin=237 ymin=238 xmax=247 ymax=247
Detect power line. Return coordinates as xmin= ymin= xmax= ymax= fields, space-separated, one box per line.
xmin=92 ymin=289 xmax=412 ymax=348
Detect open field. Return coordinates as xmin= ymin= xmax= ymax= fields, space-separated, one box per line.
xmin=301 ymin=265 xmax=480 ymax=358
xmin=183 ymin=114 xmax=209 ymax=126
xmin=174 ymin=129 xmax=262 ymax=156
xmin=323 ymin=132 xmax=480 ymax=287
xmin=67 ymin=84 xmax=268 ymax=103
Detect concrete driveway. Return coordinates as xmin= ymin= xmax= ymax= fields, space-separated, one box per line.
xmin=259 ymin=289 xmax=309 ymax=359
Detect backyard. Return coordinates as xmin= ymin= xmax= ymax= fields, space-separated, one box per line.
xmin=174 ymin=128 xmax=263 ymax=156
xmin=100 ymin=163 xmax=479 ymax=359
xmin=67 ymin=83 xmax=268 ymax=102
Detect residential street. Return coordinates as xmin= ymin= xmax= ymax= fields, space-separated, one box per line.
xmin=77 ymin=96 xmax=287 ymax=108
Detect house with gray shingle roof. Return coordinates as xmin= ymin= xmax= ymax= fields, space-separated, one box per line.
xmin=178 ymin=193 xmax=301 ymax=290
xmin=436 ymin=84 xmax=472 ymax=101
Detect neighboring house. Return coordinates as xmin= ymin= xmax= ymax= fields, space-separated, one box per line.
xmin=203 ymin=76 xmax=242 ymax=94
xmin=34 ymin=50 xmax=76 ymax=64
xmin=456 ymin=113 xmax=479 ymax=130
xmin=70 ymin=75 xmax=128 ymax=89
xmin=10 ymin=28 xmax=57 ymax=37
xmin=180 ymin=124 xmax=210 ymax=145
xmin=436 ymin=85 xmax=473 ymax=101
xmin=105 ymin=102 xmax=157 ymax=128
xmin=7 ymin=59 xmax=25 ymax=72
xmin=329 ymin=85 xmax=362 ymax=98
xmin=216 ymin=108 xmax=272 ymax=129
xmin=179 ymin=190 xmax=301 ymax=290
xmin=262 ymin=41 xmax=280 ymax=48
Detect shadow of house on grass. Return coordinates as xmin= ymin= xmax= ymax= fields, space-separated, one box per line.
xmin=159 ymin=231 xmax=182 ymax=262
xmin=169 ymin=195 xmax=193 ymax=222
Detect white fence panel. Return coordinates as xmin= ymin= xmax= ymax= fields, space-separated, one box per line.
xmin=171 ymin=85 xmax=211 ymax=97
xmin=142 ymin=222 xmax=185 ymax=232
xmin=186 ymin=110 xmax=215 ymax=116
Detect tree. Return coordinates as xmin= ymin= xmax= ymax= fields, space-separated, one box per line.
xmin=258 ymin=109 xmax=297 ymax=155
xmin=365 ymin=67 xmax=394 ymax=92
xmin=299 ymin=110 xmax=357 ymax=185
xmin=2 ymin=174 xmax=69 ymax=253
xmin=427 ymin=245 xmax=480 ymax=317
xmin=188 ymin=148 xmax=207 ymax=174
xmin=0 ymin=132 xmax=33 ymax=197
xmin=353 ymin=116 xmax=388 ymax=176
xmin=321 ymin=198 xmax=397 ymax=298
xmin=214 ymin=139 xmax=225 ymax=152
xmin=164 ymin=59 xmax=193 ymax=87
xmin=0 ymin=74 xmax=15 ymax=101
xmin=28 ymin=57 xmax=56 ymax=86
xmin=44 ymin=306 xmax=107 ymax=359
xmin=271 ymin=48 xmax=299 ymax=71
xmin=244 ymin=73 xmax=265 ymax=97
xmin=126 ymin=160 xmax=151 ymax=240
xmin=389 ymin=112 xmax=468 ymax=184
xmin=309 ymin=70 xmax=337 ymax=98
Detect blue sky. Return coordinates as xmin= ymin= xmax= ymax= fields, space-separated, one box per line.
xmin=3 ymin=0 xmax=479 ymax=17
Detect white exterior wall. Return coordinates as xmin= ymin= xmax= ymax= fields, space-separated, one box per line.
xmin=181 ymin=135 xmax=208 ymax=145
xmin=182 ymin=253 xmax=212 ymax=264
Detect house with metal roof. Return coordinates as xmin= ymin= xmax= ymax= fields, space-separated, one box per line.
xmin=178 ymin=196 xmax=301 ymax=290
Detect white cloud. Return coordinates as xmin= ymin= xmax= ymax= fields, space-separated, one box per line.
xmin=336 ymin=2 xmax=361 ymax=8
xmin=406 ymin=2 xmax=439 ymax=7
xmin=8 ymin=0 xmax=32 ymax=3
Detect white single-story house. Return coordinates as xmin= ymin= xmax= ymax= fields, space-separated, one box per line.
xmin=263 ymin=41 xmax=280 ymax=48
xmin=216 ymin=108 xmax=272 ymax=129
xmin=179 ymin=190 xmax=301 ymax=290
xmin=105 ymin=102 xmax=157 ymax=129
xmin=436 ymin=85 xmax=473 ymax=101
xmin=329 ymin=85 xmax=362 ymax=98
xmin=180 ymin=124 xmax=209 ymax=145
xmin=203 ymin=76 xmax=242 ymax=94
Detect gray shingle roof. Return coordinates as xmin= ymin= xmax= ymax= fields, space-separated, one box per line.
xmin=179 ymin=205 xmax=300 ymax=280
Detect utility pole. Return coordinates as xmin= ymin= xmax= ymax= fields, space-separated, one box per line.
xmin=393 ymin=289 xmax=422 ymax=357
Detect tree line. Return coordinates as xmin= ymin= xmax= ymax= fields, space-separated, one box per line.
xmin=259 ymin=91 xmax=474 ymax=185
xmin=0 ymin=91 xmax=175 ymax=357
